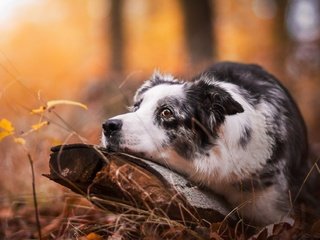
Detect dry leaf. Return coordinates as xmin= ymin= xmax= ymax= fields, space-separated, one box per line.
xmin=0 ymin=131 xmax=12 ymax=141
xmin=85 ymin=232 xmax=103 ymax=240
xmin=14 ymin=137 xmax=26 ymax=145
xmin=0 ymin=118 xmax=14 ymax=132
xmin=31 ymin=100 xmax=87 ymax=114
xmin=50 ymin=138 xmax=63 ymax=146
xmin=47 ymin=100 xmax=87 ymax=110
xmin=32 ymin=121 xmax=49 ymax=130
xmin=31 ymin=106 xmax=46 ymax=114
xmin=0 ymin=118 xmax=14 ymax=140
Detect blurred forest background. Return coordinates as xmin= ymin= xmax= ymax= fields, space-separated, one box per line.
xmin=0 ymin=0 xmax=319 ymax=238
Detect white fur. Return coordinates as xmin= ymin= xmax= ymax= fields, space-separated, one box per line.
xmin=216 ymin=185 xmax=288 ymax=225
xmin=192 ymin=82 xmax=274 ymax=184
xmin=107 ymin=84 xmax=186 ymax=158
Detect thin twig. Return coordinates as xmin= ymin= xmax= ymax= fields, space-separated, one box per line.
xmin=293 ymin=157 xmax=320 ymax=204
xmin=27 ymin=153 xmax=42 ymax=240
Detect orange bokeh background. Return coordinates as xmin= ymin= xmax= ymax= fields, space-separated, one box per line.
xmin=0 ymin=0 xmax=319 ymax=195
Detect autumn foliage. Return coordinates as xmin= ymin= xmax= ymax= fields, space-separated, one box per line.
xmin=0 ymin=0 xmax=319 ymax=239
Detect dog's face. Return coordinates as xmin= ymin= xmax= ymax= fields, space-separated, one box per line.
xmin=101 ymin=72 xmax=243 ymax=174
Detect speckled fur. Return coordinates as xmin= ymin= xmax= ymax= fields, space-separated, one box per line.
xmin=102 ymin=62 xmax=309 ymax=225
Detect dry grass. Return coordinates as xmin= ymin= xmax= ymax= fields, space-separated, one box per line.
xmin=1 ymin=68 xmax=320 ymax=239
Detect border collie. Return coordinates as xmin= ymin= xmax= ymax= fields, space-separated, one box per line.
xmin=101 ymin=62 xmax=309 ymax=225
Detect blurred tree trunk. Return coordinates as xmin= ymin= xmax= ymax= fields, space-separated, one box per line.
xmin=273 ymin=0 xmax=289 ymax=79
xmin=110 ymin=0 xmax=124 ymax=73
xmin=180 ymin=0 xmax=214 ymax=67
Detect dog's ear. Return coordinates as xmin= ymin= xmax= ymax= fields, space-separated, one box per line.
xmin=191 ymin=79 xmax=244 ymax=116
xmin=210 ymin=91 xmax=244 ymax=116
xmin=201 ymin=88 xmax=244 ymax=130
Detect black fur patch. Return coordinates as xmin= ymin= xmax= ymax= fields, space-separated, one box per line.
xmin=135 ymin=73 xmax=181 ymax=101
xmin=239 ymin=126 xmax=252 ymax=149
xmin=152 ymin=93 xmax=220 ymax=160
xmin=235 ymin=168 xmax=280 ymax=192
xmin=186 ymin=79 xmax=243 ymax=128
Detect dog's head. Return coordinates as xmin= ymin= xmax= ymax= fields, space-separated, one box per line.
xmin=101 ymin=72 xmax=243 ymax=174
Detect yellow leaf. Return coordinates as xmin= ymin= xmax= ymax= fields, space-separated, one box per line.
xmin=31 ymin=106 xmax=46 ymax=114
xmin=14 ymin=137 xmax=26 ymax=145
xmin=0 ymin=131 xmax=13 ymax=141
xmin=50 ymin=138 xmax=63 ymax=146
xmin=47 ymin=100 xmax=88 ymax=110
xmin=86 ymin=232 xmax=103 ymax=240
xmin=32 ymin=121 xmax=49 ymax=130
xmin=0 ymin=118 xmax=14 ymax=132
xmin=0 ymin=119 xmax=14 ymax=141
xmin=31 ymin=100 xmax=87 ymax=114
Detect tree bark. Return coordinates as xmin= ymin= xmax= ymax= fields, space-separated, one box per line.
xmin=44 ymin=144 xmax=234 ymax=225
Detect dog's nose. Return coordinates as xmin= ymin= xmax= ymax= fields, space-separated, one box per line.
xmin=102 ymin=119 xmax=123 ymax=137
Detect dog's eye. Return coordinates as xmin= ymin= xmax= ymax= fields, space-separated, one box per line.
xmin=160 ymin=108 xmax=173 ymax=119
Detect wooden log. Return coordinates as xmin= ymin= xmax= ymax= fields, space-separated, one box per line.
xmin=44 ymin=144 xmax=235 ymax=226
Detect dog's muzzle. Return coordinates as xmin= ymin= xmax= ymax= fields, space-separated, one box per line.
xmin=102 ymin=119 xmax=123 ymax=150
xmin=102 ymin=119 xmax=123 ymax=137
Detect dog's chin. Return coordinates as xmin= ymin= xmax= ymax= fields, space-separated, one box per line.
xmin=122 ymin=149 xmax=151 ymax=160
xmin=102 ymin=138 xmax=120 ymax=152
xmin=105 ymin=144 xmax=119 ymax=152
xmin=105 ymin=143 xmax=151 ymax=160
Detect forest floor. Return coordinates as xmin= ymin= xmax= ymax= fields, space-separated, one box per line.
xmin=1 ymin=182 xmax=320 ymax=239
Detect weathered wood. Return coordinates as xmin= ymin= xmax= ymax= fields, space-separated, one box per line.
xmin=44 ymin=144 xmax=234 ymax=225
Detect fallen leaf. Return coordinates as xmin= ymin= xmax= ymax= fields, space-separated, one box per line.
xmin=85 ymin=232 xmax=103 ymax=240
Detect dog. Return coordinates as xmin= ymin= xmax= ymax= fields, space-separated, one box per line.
xmin=101 ymin=62 xmax=309 ymax=225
